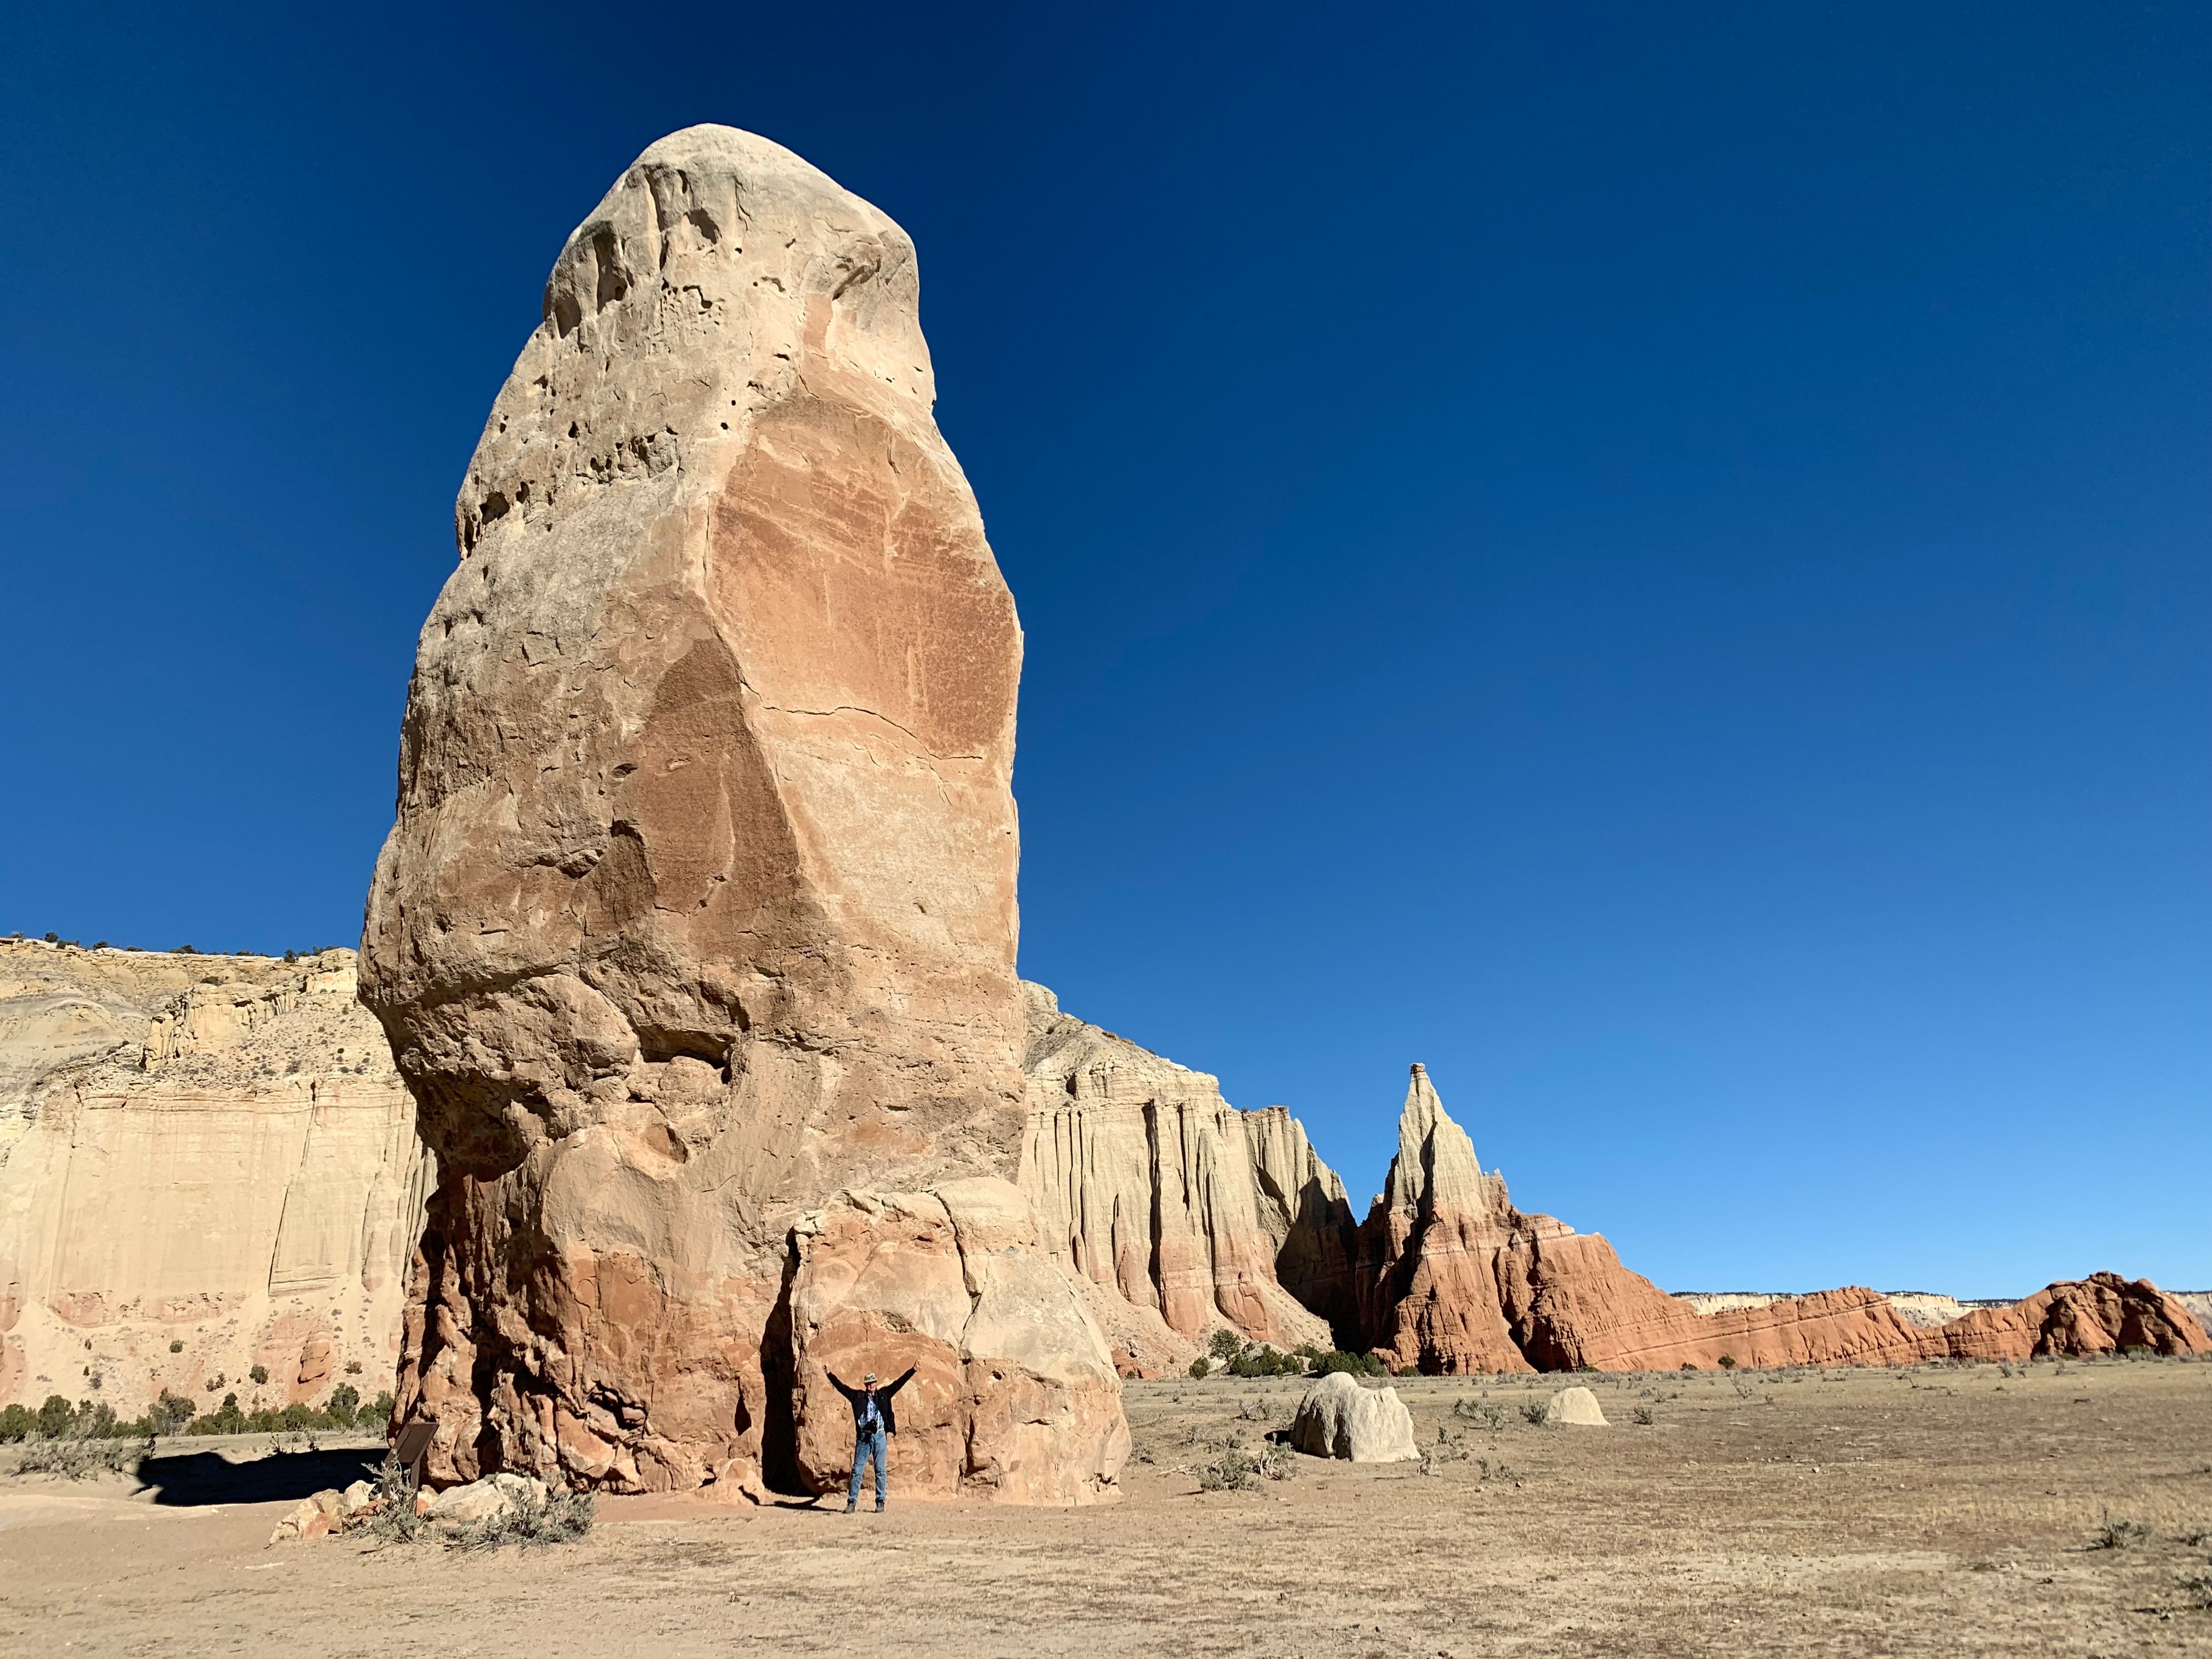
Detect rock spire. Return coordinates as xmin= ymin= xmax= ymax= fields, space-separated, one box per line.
xmin=358 ymin=126 xmax=1118 ymax=1500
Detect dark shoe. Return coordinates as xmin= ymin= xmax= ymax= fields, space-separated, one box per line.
xmin=874 ymin=1502 xmax=885 ymax=1513
xmin=843 ymin=1503 xmax=856 ymax=1514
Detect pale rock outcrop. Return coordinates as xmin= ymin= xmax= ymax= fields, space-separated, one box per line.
xmin=1018 ymin=985 xmax=1348 ymax=1370
xmin=1289 ymin=1372 xmax=1418 ymax=1462
xmin=359 ymin=128 xmax=1120 ymax=1498
xmin=0 ymin=940 xmax=433 ymax=1414
xmin=787 ymin=1176 xmax=1126 ymax=1503
xmin=1542 ymin=1385 xmax=1607 ymax=1426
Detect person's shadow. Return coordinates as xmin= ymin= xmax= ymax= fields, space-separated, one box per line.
xmin=137 ymin=1445 xmax=386 ymax=1507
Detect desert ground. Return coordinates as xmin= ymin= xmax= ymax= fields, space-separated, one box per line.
xmin=3 ymin=1357 xmax=2208 ymax=1657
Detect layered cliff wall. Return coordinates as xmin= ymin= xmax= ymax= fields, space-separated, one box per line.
xmin=1017 ymin=985 xmax=1350 ymax=1371
xmin=0 ymin=940 xmax=433 ymax=1413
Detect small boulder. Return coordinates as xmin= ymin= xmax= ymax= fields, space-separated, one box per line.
xmin=268 ymin=1494 xmax=334 ymax=1544
xmin=1543 ymin=1386 xmax=1607 ymax=1426
xmin=1289 ymin=1372 xmax=1420 ymax=1463
xmin=337 ymin=1479 xmax=381 ymax=1521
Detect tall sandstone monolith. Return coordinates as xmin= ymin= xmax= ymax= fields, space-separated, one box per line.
xmin=360 ymin=126 xmax=1119 ymax=1499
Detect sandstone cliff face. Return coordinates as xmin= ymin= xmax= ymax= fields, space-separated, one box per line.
xmin=0 ymin=940 xmax=433 ymax=1413
xmin=1017 ymin=985 xmax=1345 ymax=1371
xmin=362 ymin=127 xmax=1114 ymax=1498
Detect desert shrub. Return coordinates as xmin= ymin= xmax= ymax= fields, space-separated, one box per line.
xmin=1188 ymin=1357 xmax=1210 ymax=1379
xmin=1473 ymin=1458 xmax=1520 ymax=1483
xmin=0 ymin=1405 xmax=34 ymax=1442
xmin=1128 ymin=1437 xmax=1155 ymax=1465
xmin=1206 ymin=1329 xmax=1245 ymax=1362
xmin=182 ymin=1390 xmax=373 ymax=1436
xmin=1632 ymin=1406 xmax=1655 ymax=1426
xmin=1717 ymin=1355 xmax=1737 ymax=1370
xmin=448 ymin=1486 xmax=595 ymax=1551
xmin=1193 ymin=1449 xmax=1260 ymax=1493
xmin=1454 ymin=1400 xmax=1508 ymax=1431
xmin=249 ymin=1364 xmax=269 ymax=1386
xmin=1310 ymin=1350 xmax=1384 ymax=1378
xmin=1518 ymin=1398 xmax=1548 ymax=1426
xmin=146 ymin=1390 xmax=196 ymax=1436
xmin=1679 ymin=1362 xmax=1699 ymax=1372
xmin=188 ymin=1392 xmax=249 ymax=1435
xmin=1255 ymin=1443 xmax=1295 ymax=1482
xmin=2092 ymin=1517 xmax=2152 ymax=1550
xmin=168 ymin=1339 xmax=184 ymax=1354
xmin=1228 ymin=1346 xmax=1304 ymax=1378
xmin=353 ymin=1452 xmax=427 ymax=1545
xmin=14 ymin=1435 xmax=150 ymax=1479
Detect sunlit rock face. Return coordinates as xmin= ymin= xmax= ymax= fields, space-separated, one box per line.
xmin=360 ymin=125 xmax=1048 ymax=1495
xmin=1017 ymin=983 xmax=1349 ymax=1373
xmin=0 ymin=941 xmax=432 ymax=1415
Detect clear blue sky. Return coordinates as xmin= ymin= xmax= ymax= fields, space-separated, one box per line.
xmin=4 ymin=4 xmax=2204 ymax=1297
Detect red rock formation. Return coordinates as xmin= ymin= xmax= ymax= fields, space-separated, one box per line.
xmin=1355 ymin=1065 xmax=1540 ymax=1373
xmin=1348 ymin=1065 xmax=2207 ymax=1374
xmin=362 ymin=127 xmax=1112 ymax=1499
xmin=1932 ymin=1273 xmax=2209 ymax=1361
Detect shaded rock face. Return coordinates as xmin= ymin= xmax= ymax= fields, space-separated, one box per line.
xmin=787 ymin=1177 xmax=1127 ymax=1503
xmin=1017 ymin=985 xmax=1349 ymax=1370
xmin=1289 ymin=1372 xmax=1418 ymax=1462
xmin=362 ymin=126 xmax=1043 ymax=1495
xmin=1355 ymin=1066 xmax=2212 ymax=1373
xmin=0 ymin=941 xmax=432 ymax=1412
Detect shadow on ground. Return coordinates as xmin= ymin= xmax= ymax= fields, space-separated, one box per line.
xmin=139 ymin=1447 xmax=385 ymax=1507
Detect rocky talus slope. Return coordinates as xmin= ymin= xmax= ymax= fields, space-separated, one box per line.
xmin=1355 ymin=1065 xmax=2209 ymax=1371
xmin=0 ymin=940 xmax=432 ymax=1413
xmin=361 ymin=126 xmax=1118 ymax=1502
xmin=1017 ymin=984 xmax=1351 ymax=1372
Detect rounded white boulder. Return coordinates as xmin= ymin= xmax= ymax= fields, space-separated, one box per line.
xmin=1290 ymin=1371 xmax=1420 ymax=1462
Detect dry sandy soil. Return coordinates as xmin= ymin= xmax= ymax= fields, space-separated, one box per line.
xmin=3 ymin=1357 xmax=2208 ymax=1657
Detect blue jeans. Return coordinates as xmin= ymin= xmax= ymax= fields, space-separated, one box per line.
xmin=846 ymin=1426 xmax=887 ymax=1508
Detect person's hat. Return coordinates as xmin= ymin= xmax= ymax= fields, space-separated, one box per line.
xmin=864 ymin=1372 xmax=877 ymax=1384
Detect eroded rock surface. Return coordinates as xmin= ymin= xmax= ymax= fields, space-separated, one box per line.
xmin=360 ymin=127 xmax=1119 ymax=1498
xmin=1018 ymin=984 xmax=1347 ymax=1372
xmin=0 ymin=940 xmax=432 ymax=1413
xmin=787 ymin=1176 xmax=1127 ymax=1503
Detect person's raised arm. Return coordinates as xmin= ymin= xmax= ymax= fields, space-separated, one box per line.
xmin=826 ymin=1372 xmax=860 ymax=1401
xmin=883 ymin=1366 xmax=917 ymax=1398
